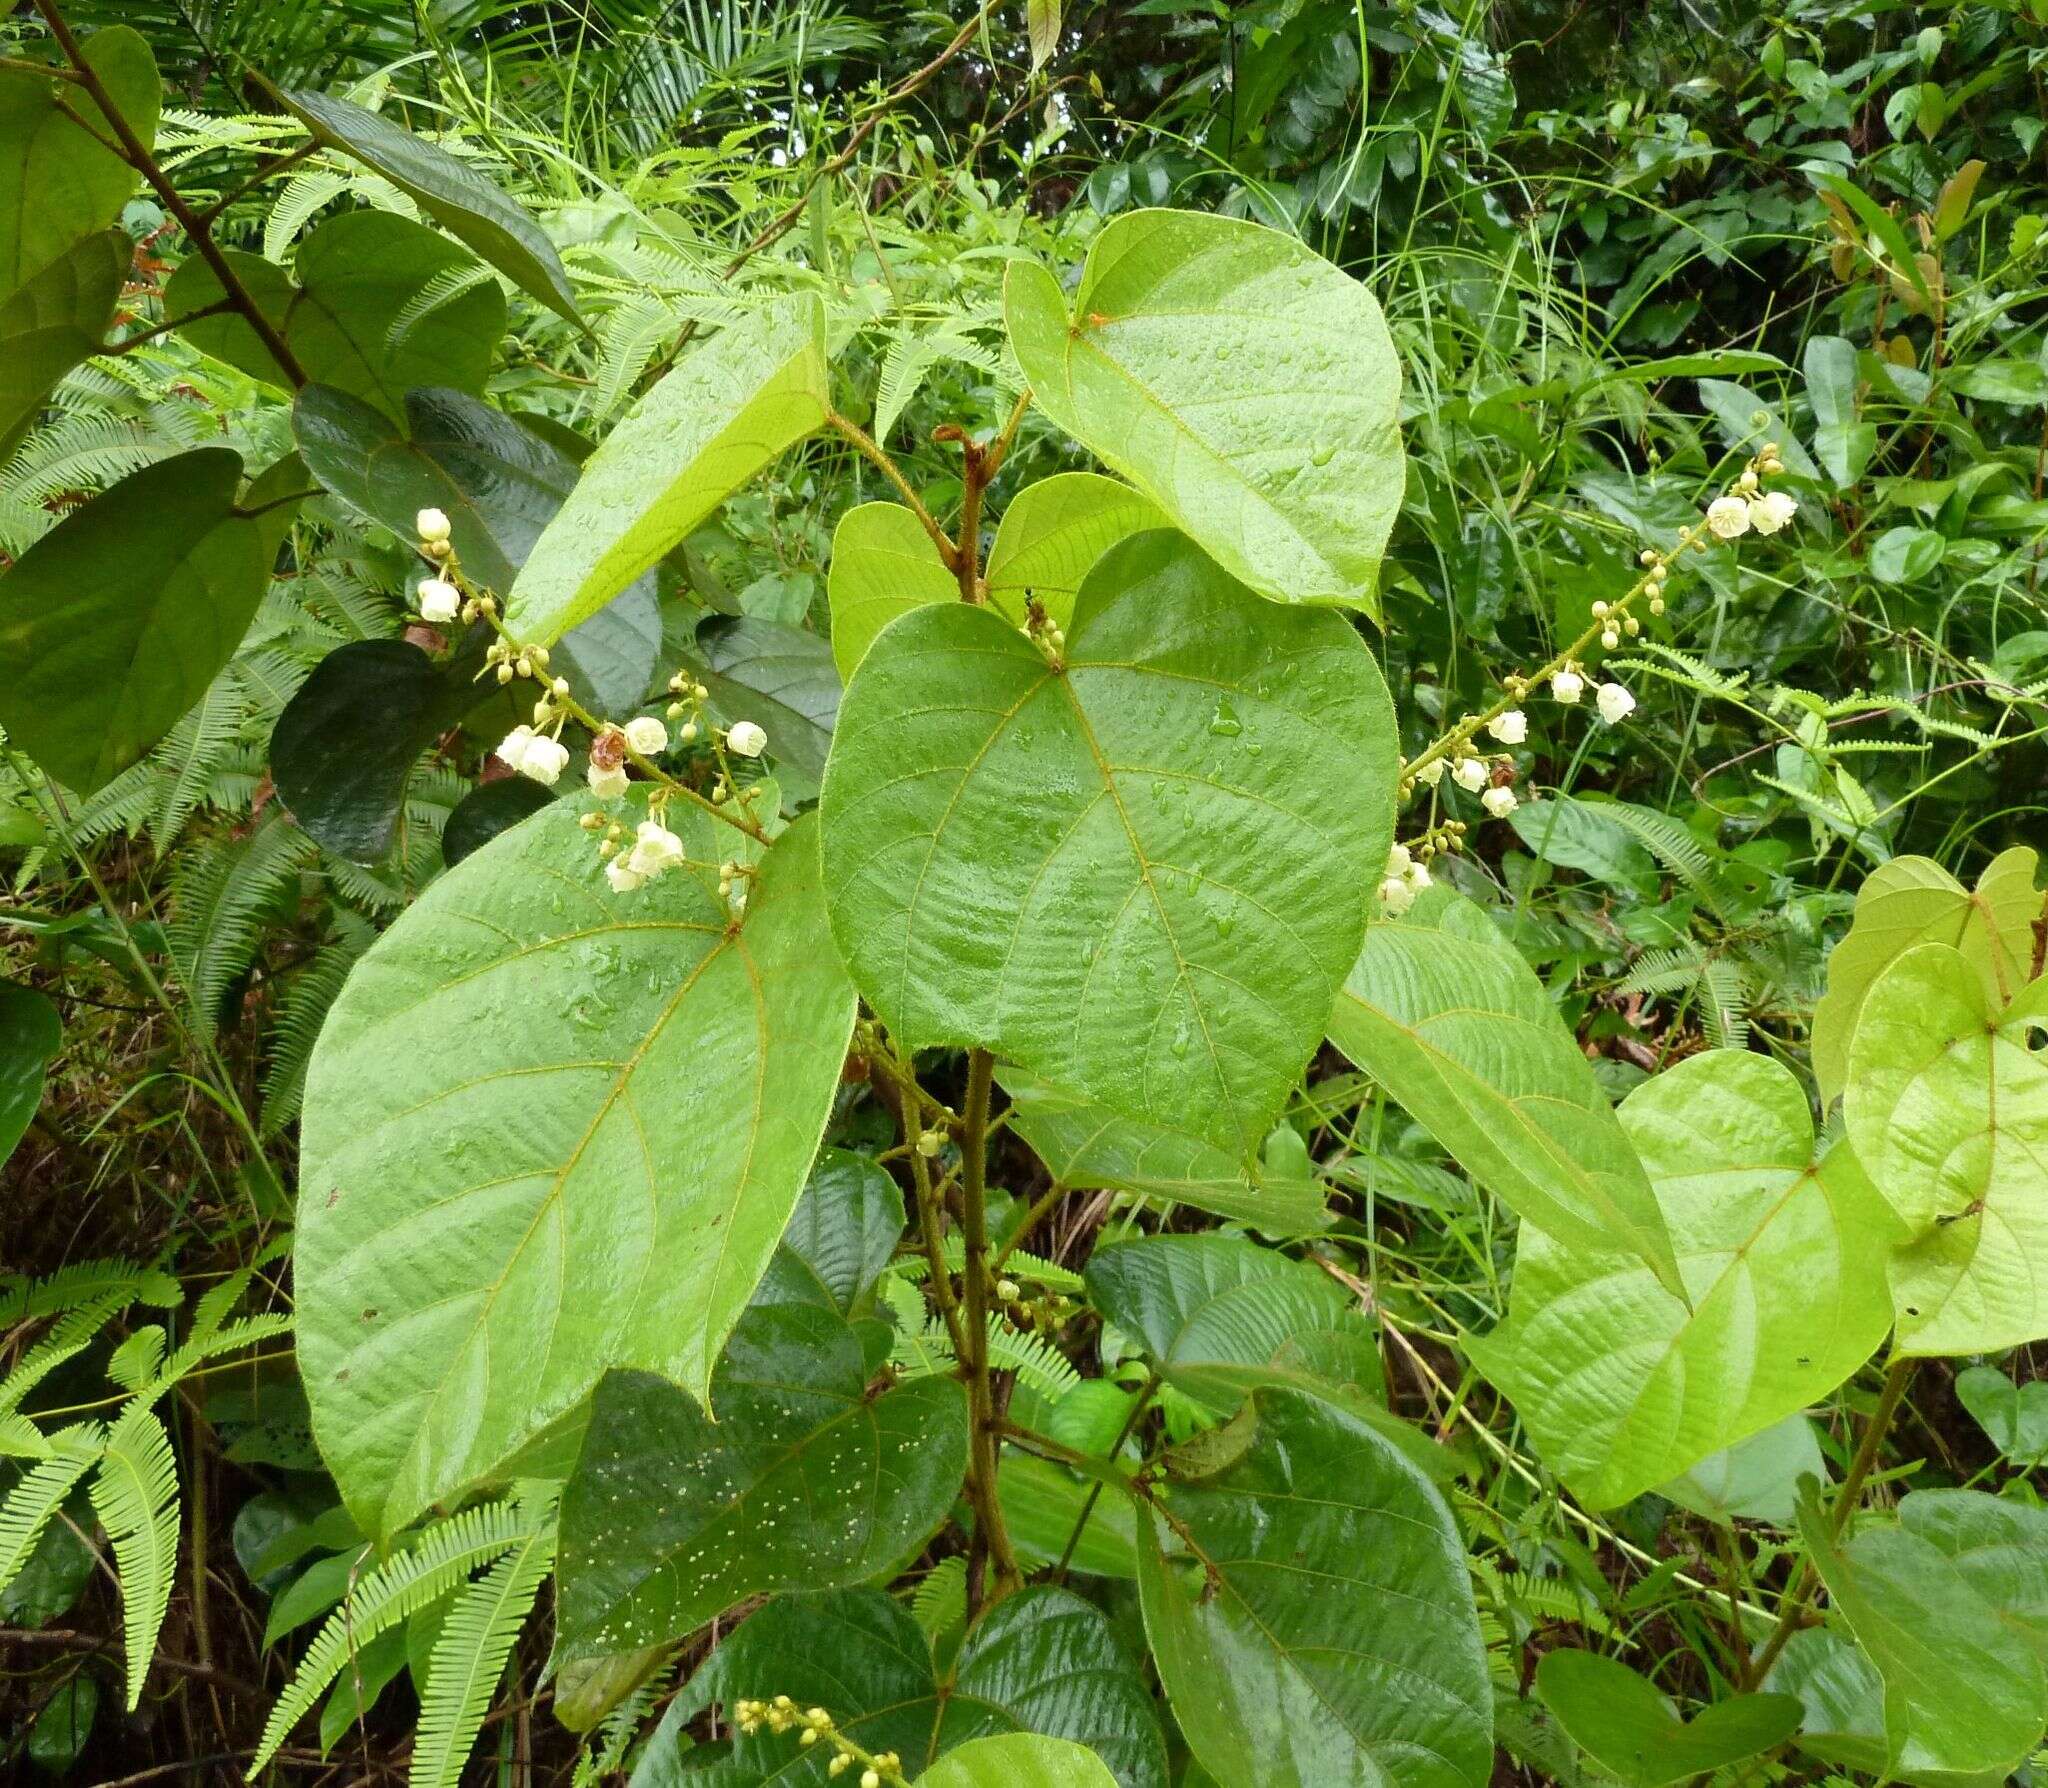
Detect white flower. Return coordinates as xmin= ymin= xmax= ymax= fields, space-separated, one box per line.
xmin=604 ymin=857 xmax=646 ymax=893
xmin=416 ymin=507 xmax=452 ymax=545
xmin=1481 ymin=784 xmax=1519 ymax=819
xmin=497 ymin=725 xmax=567 ymax=784
xmin=587 ymin=761 xmax=629 ymax=800
xmin=1451 ymin=756 xmax=1489 ymax=792
xmin=1551 ymin=669 xmax=1584 ymax=705
xmin=1749 ymin=489 xmax=1798 ymax=534
xmin=1401 ymin=858 xmax=1432 ymax=893
xmin=726 ymin=719 xmax=768 ymax=758
xmin=1596 ymin=682 xmax=1637 ymax=726
xmin=416 ymin=577 xmax=460 ymax=624
xmin=625 ymin=819 xmax=686 ymax=879
xmin=1705 ymin=495 xmax=1751 ymax=539
xmin=1386 ymin=842 xmax=1413 ymax=877
xmin=623 ymin=716 xmax=668 ymax=756
xmin=1488 ymin=708 xmax=1528 ymax=745
xmin=1411 ymin=756 xmax=1445 ymax=787
xmin=495 ymin=725 xmax=537 ymax=771
xmin=1377 ymin=874 xmax=1416 ymax=917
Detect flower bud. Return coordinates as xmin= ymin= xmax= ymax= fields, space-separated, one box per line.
xmin=916 ymin=1129 xmax=943 ymax=1158
xmin=727 ymin=719 xmax=768 ymax=758
xmin=415 ymin=507 xmax=452 ymax=545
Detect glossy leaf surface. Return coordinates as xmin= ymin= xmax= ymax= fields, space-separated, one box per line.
xmin=441 ymin=778 xmax=554 ymax=868
xmin=1006 ymin=211 xmax=1402 ymax=613
xmin=1535 ymin=1650 xmax=1800 ymax=1787
xmin=825 ymin=501 xmax=956 ymax=683
xmin=917 ymin=1736 xmax=1120 ymax=1788
xmin=1954 ymin=1366 xmax=2048 ymax=1468
xmin=0 ymin=229 xmax=125 ymax=456
xmin=822 ymin=531 xmax=1395 ymax=1161
xmin=984 ymin=473 xmax=1165 ymax=619
xmin=297 ymin=801 xmax=855 ymax=1538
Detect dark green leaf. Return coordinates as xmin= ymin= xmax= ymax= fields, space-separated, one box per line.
xmin=1534 ymin=1650 xmax=1801 ymax=1787
xmin=0 ymin=228 xmax=126 ymax=456
xmin=778 ymin=1149 xmax=903 ymax=1317
xmin=26 ymin=1673 xmax=97 ymax=1772
xmin=692 ymin=615 xmax=840 ymax=797
xmin=440 ymin=777 xmax=554 ymax=868
xmin=0 ymin=981 xmax=61 ymax=1169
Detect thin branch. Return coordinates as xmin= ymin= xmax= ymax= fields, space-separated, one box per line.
xmin=826 ymin=410 xmax=958 ymax=566
xmin=193 ymin=139 xmax=321 ymax=228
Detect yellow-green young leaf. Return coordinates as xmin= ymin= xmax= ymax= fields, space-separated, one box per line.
xmin=1327 ymin=892 xmax=1679 ymax=1283
xmin=0 ymin=229 xmax=126 ymax=457
xmin=87 ymin=1406 xmax=180 ymax=1711
xmin=1810 ymin=848 xmax=2039 ymax=1104
xmin=1024 ymin=0 xmax=1062 ymax=72
xmin=0 ymin=449 xmax=292 ymax=795
xmin=1467 ymin=1051 xmax=1898 ymax=1509
xmin=296 ymin=801 xmax=854 ymax=1540
xmin=1845 ymin=945 xmax=2048 ymax=1356
xmin=1136 ymin=1387 xmax=1491 ymax=1788
xmin=506 ymin=295 xmax=830 ymax=647
xmin=820 ymin=530 xmax=1396 ymax=1162
xmin=0 ymin=28 xmax=156 ymax=297
xmin=1005 ymin=211 xmax=1402 ymax=614
xmin=826 ymin=500 xmax=957 ymax=682
xmin=920 ymin=1736 xmax=1118 ymax=1788
xmin=280 ymin=88 xmax=582 ymax=325
xmin=164 ymin=211 xmax=506 ymax=419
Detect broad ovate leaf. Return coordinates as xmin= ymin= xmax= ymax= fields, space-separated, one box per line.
xmin=1327 ymin=891 xmax=1679 ymax=1283
xmin=0 ymin=229 xmax=126 ymax=457
xmin=1898 ymin=1490 xmax=2048 ymax=1664
xmin=1845 ymin=945 xmax=2048 ymax=1354
xmin=821 ymin=530 xmax=1395 ymax=1161
xmin=826 ymin=501 xmax=956 ymax=683
xmin=280 ymin=88 xmax=582 ymax=325
xmin=1953 ymin=1366 xmax=2048 ymax=1468
xmin=917 ymin=1736 xmax=1120 ymax=1788
xmin=1006 ymin=210 xmax=1402 ymax=613
xmin=506 ymin=295 xmax=829 ymax=647
xmin=1136 ymin=1386 xmax=1491 ymax=1788
xmin=0 ymin=449 xmax=292 ymax=794
xmin=1468 ymin=1050 xmax=1897 ymax=1508
xmin=1535 ymin=1651 xmax=1801 ymax=1788
xmin=296 ymin=801 xmax=855 ymax=1538
xmin=1658 ymin=1414 xmax=1826 ymax=1527
xmin=1811 ymin=848 xmax=2039 ymax=1104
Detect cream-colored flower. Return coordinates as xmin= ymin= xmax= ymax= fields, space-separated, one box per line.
xmin=623 ymin=715 xmax=668 ymax=756
xmin=625 ymin=818 xmax=686 ymax=878
xmin=727 ymin=719 xmax=768 ymax=758
xmin=1481 ymin=784 xmax=1518 ymax=819
xmin=1705 ymin=495 xmax=1751 ymax=539
xmin=415 ymin=507 xmax=452 ymax=544
xmin=587 ymin=761 xmax=629 ymax=800
xmin=1411 ymin=755 xmax=1445 ymax=787
xmin=416 ymin=577 xmax=460 ymax=624
xmin=1377 ymin=874 xmax=1416 ymax=917
xmin=604 ymin=857 xmax=645 ymax=893
xmin=1596 ymin=682 xmax=1637 ymax=726
xmin=1749 ymin=489 xmax=1798 ymax=534
xmin=1488 ymin=708 xmax=1528 ymax=745
xmin=1451 ymin=756 xmax=1489 ymax=792
xmin=1386 ymin=842 xmax=1413 ymax=877
xmin=1551 ymin=668 xmax=1584 ymax=705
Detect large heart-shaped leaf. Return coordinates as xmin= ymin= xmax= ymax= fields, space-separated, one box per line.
xmin=997 ymin=1067 xmax=1331 ymax=1232
xmin=1811 ymin=848 xmax=2039 ymax=1104
xmin=634 ymin=1587 xmax=1167 ymax=1788
xmin=0 ymin=28 xmax=156 ymax=297
xmin=292 ymin=384 xmax=660 ymax=715
xmin=918 ymin=1737 xmax=1120 ymax=1788
xmin=1658 ymin=1414 xmax=1826 ymax=1527
xmin=166 ymin=211 xmax=505 ymax=417
xmin=506 ymin=295 xmax=829 ymax=647
xmin=1135 ymin=1386 xmax=1491 ymax=1788
xmin=0 ymin=449 xmax=293 ymax=794
xmin=1467 ymin=1050 xmax=1897 ymax=1508
xmin=0 ymin=229 xmax=126 ymax=456
xmin=821 ymin=531 xmax=1395 ymax=1161
xmin=1534 ymin=1650 xmax=1801 ymax=1787
xmin=279 ymin=88 xmax=582 ymax=325
xmin=1006 ymin=211 xmax=1402 ymax=614
xmin=1845 ymin=945 xmax=2048 ymax=1354
xmin=296 ymin=800 xmax=855 ymax=1538
xmin=1898 ymin=1490 xmax=2048 ymax=1663
xmin=0 ymin=981 xmax=61 ymax=1169
xmin=1327 ymin=891 xmax=1679 ymax=1282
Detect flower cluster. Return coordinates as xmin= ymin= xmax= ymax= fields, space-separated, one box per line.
xmin=731 ymin=1698 xmax=903 ymax=1785
xmin=1376 ymin=841 xmax=1434 ymax=916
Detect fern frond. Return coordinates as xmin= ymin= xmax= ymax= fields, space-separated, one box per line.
xmin=901 ymin=1237 xmax=1085 ymax=1293
xmin=590 ymin=297 xmax=677 ymax=420
xmin=0 ymin=1260 xmax=181 ymax=1324
xmin=388 ymin=261 xmax=502 ymax=352
xmin=261 ymin=919 xmax=374 ymax=1135
xmin=984 ymin=1319 xmax=1079 ymax=1399
xmin=168 ymin=817 xmax=316 ymax=1039
xmin=1616 ymin=943 xmax=1706 ymax=999
xmin=90 ymin=1406 xmax=181 ymax=1709
xmin=1697 ymin=958 xmax=1753 ymax=1052
xmin=149 ymin=665 xmax=249 ymax=852
xmin=909 ymin=1555 xmax=967 ymax=1637
xmin=1607 ymin=643 xmax=1750 ymax=704
xmin=263 ymin=168 xmax=353 ymax=259
xmin=106 ymin=1327 xmax=168 ymax=1392
xmin=0 ymin=1295 xmax=134 ymax=1417
xmin=1601 ymin=803 xmax=1715 ymax=896
xmin=0 ymin=1413 xmax=47 ymax=1460
xmin=0 ymin=1425 xmax=104 ymax=1593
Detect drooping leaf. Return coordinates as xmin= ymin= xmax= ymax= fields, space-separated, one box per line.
xmin=1659 ymin=1414 xmax=1826 ymax=1527
xmin=918 ymin=1735 xmax=1120 ymax=1788
xmin=691 ymin=614 xmax=840 ymax=796
xmin=441 ymin=777 xmax=554 ymax=868
xmin=554 ymin=1258 xmax=968 ymax=1656
xmin=636 ymin=1586 xmax=1167 ymax=1788
xmin=1811 ymin=848 xmax=2039 ymax=1104
xmin=998 ymin=1066 xmax=1332 ymax=1232
xmin=280 ymin=88 xmax=582 ymax=325
xmin=0 ymin=229 xmax=126 ymax=457
xmin=0 ymin=449 xmax=291 ymax=794
xmin=1761 ymin=1627 xmax=1894 ymax=1781
xmin=26 ymin=1675 xmax=96 ymax=1774
xmin=821 ymin=531 xmax=1395 ymax=1161
xmin=1135 ymin=1386 xmax=1492 ymax=1788
xmin=296 ymin=799 xmax=855 ymax=1539
xmin=1467 ymin=1050 xmax=1896 ymax=1508
xmin=825 ymin=501 xmax=957 ymax=683
xmin=1327 ymin=891 xmax=1679 ymax=1282
xmin=1845 ymin=945 xmax=2048 ymax=1354
xmin=1006 ymin=211 xmax=1402 ymax=613
xmin=0 ymin=28 xmax=156 ymax=297
xmin=166 ymin=212 xmax=506 ymax=416
xmin=0 ymin=981 xmax=61 ymax=1169
xmin=1953 ymin=1366 xmax=2048 ymax=1468
xmin=506 ymin=295 xmax=830 ymax=647
xmin=1534 ymin=1650 xmax=1801 ymax=1788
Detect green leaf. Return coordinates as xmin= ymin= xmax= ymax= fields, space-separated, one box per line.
xmin=778 ymin=1149 xmax=903 ymax=1316
xmin=0 ymin=1426 xmax=104 ymax=1602
xmin=1811 ymin=848 xmax=2038 ymax=1105
xmin=554 ymin=1269 xmax=969 ymax=1655
xmin=918 ymin=1735 xmax=1119 ymax=1788
xmin=0 ymin=28 xmax=156 ymax=297
xmin=822 ymin=531 xmax=1395 ymax=1161
xmin=506 ymin=295 xmax=829 ymax=647
xmin=441 ymin=778 xmax=553 ymax=867
xmin=637 ymin=1585 xmax=1166 ymax=1788
xmin=983 ymin=473 xmax=1164 ymax=625
xmin=0 ymin=228 xmax=126 ymax=457
xmin=997 ymin=1066 xmax=1332 ymax=1232
xmin=166 ymin=211 xmax=506 ymax=417
xmin=0 ymin=981 xmax=60 ymax=1170
xmin=1953 ymin=1366 xmax=2048 ymax=1468
xmin=279 ymin=88 xmax=582 ymax=326
xmin=692 ymin=615 xmax=840 ymax=797
xmin=88 ymin=1405 xmax=181 ymax=1710
xmin=292 ymin=384 xmax=661 ymax=717
xmin=1845 ymin=945 xmax=2048 ymax=1354
xmin=825 ymin=501 xmax=957 ymax=683
xmin=1898 ymin=1490 xmax=2048 ymax=1664
xmin=1468 ymin=1050 xmax=1897 ymax=1508
xmin=1659 ymin=1414 xmax=1825 ymax=1527
xmin=411 ymin=1521 xmax=555 ymax=1788
xmin=1534 ymin=1650 xmax=1801 ymax=1788
xmin=296 ymin=799 xmax=855 ymax=1539
xmin=1136 ymin=1386 xmax=1491 ymax=1788
xmin=1761 ymin=1628 xmax=1894 ymax=1780
xmin=26 ymin=1674 xmax=96 ymax=1773
xmin=1506 ymin=795 xmax=1658 ymax=895
xmin=0 ymin=448 xmax=289 ymax=795
xmin=1024 ymin=0 xmax=1062 ymax=71
xmin=997 ymin=1451 xmax=1139 ymax=1579
xmin=1006 ymin=211 xmax=1403 ymax=614
xmin=1798 ymin=1486 xmax=2047 ymax=1780
xmin=1327 ymin=892 xmax=1680 ymax=1281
